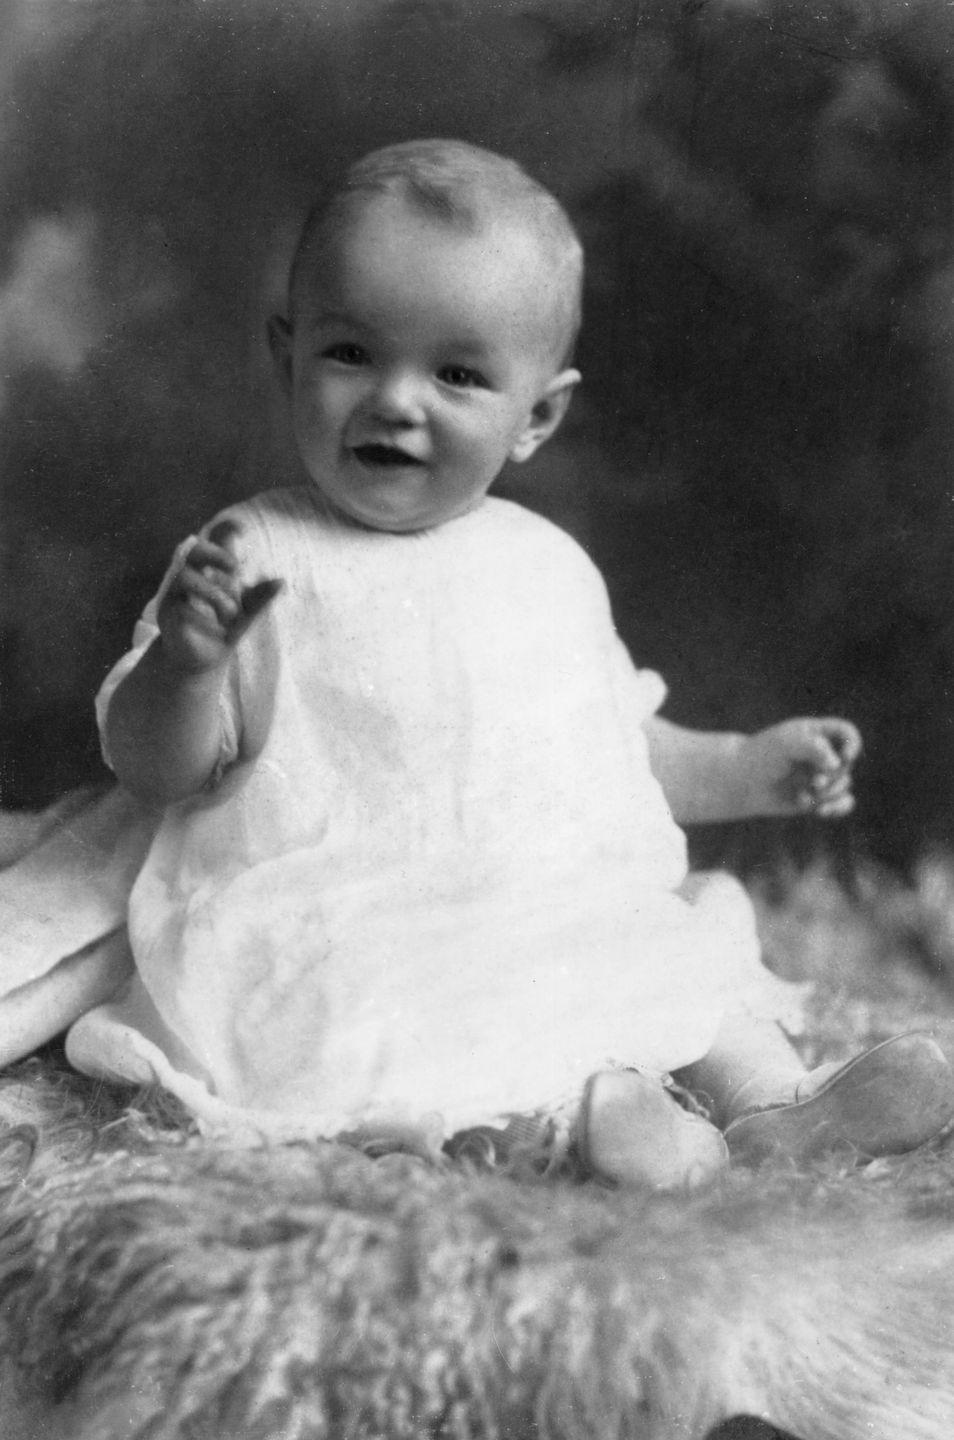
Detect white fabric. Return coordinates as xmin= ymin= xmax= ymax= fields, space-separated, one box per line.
xmin=0 ymin=787 xmax=151 ymax=1069
xmin=69 ymin=489 xmax=797 ymax=1139
xmin=0 ymin=786 xmax=152 ymax=991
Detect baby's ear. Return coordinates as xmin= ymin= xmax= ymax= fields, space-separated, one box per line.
xmin=509 ymin=368 xmax=581 ymax=463
xmin=267 ymin=314 xmax=294 ymax=395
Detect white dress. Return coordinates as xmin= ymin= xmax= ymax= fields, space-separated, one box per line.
xmin=67 ymin=488 xmax=796 ymax=1139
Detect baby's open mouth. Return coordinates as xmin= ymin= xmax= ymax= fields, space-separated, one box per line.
xmin=352 ymin=443 xmax=424 ymax=467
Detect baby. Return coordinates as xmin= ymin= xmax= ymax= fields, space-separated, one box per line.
xmin=66 ymin=138 xmax=954 ymax=1186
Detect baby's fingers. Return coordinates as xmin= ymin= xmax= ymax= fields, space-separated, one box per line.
xmin=170 ymin=565 xmax=242 ymax=630
xmin=186 ymin=534 xmax=240 ymax=585
xmin=231 ymin=576 xmax=283 ymax=638
xmin=241 ymin=577 xmax=283 ymax=620
xmin=815 ymin=717 xmax=863 ymax=769
xmin=187 ymin=523 xmax=282 ymax=632
xmin=795 ymin=764 xmax=855 ymax=817
xmin=810 ymin=765 xmax=854 ymax=800
xmin=206 ymin=517 xmax=242 ymax=553
xmin=813 ymin=787 xmax=856 ymax=819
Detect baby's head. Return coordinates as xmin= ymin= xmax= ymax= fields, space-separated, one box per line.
xmin=269 ymin=139 xmax=583 ymax=532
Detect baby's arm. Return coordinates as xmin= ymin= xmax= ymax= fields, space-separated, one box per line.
xmin=644 ymin=715 xmax=862 ymax=824
xmin=104 ymin=521 xmax=281 ymax=806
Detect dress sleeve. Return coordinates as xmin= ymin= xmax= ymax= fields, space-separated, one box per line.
xmin=95 ymin=533 xmax=242 ymax=778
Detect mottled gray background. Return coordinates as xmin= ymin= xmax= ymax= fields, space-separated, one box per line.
xmin=1 ymin=0 xmax=952 ymax=868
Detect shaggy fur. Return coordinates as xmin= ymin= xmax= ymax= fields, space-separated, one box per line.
xmin=0 ymin=1054 xmax=953 ymax=1440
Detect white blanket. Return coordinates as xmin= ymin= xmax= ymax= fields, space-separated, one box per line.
xmin=0 ymin=787 xmax=154 ymax=1067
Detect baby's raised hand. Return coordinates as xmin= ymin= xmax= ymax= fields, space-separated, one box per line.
xmin=744 ymin=717 xmax=862 ymax=818
xmin=157 ymin=520 xmax=282 ymax=674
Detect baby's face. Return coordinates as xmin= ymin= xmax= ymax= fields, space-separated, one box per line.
xmin=276 ymin=195 xmax=574 ymax=532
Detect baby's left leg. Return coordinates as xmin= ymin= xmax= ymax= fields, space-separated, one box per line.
xmin=673 ymin=1014 xmax=810 ymax=1129
xmin=676 ymin=1015 xmax=954 ymax=1166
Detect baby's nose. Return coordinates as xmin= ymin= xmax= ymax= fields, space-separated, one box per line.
xmin=369 ymin=370 xmax=426 ymax=424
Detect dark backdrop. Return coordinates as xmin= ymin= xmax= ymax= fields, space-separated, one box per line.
xmin=1 ymin=0 xmax=952 ymax=868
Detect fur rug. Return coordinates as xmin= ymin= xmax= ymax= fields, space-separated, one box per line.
xmin=1 ymin=1042 xmax=954 ymax=1440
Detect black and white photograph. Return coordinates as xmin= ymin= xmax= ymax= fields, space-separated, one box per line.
xmin=0 ymin=2 xmax=953 ymax=1436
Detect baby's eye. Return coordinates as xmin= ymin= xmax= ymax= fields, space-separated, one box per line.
xmin=322 ymin=342 xmax=369 ymax=366
xmin=438 ymin=364 xmax=487 ymax=389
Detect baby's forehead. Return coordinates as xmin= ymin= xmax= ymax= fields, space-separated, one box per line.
xmin=306 ymin=194 xmax=548 ymax=280
xmin=294 ymin=197 xmax=570 ymax=349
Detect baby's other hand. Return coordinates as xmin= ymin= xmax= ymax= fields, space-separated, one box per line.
xmin=745 ymin=717 xmax=862 ymax=819
xmin=157 ymin=519 xmax=282 ymax=674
